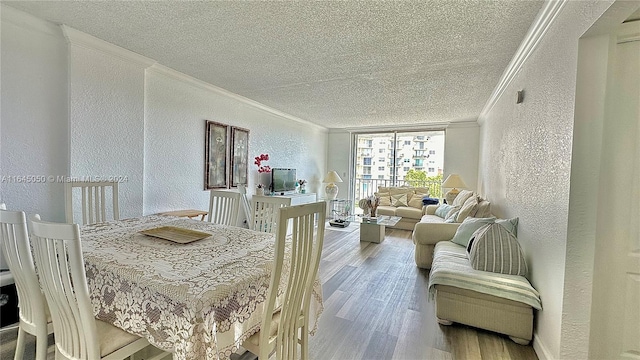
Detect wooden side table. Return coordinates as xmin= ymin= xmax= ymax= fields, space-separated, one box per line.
xmin=159 ymin=209 xmax=208 ymax=221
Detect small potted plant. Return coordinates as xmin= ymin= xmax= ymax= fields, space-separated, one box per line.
xmin=256 ymin=183 xmax=265 ymax=196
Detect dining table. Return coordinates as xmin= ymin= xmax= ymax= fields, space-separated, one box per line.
xmin=80 ymin=215 xmax=324 ymax=360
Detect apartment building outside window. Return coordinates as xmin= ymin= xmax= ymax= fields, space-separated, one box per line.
xmin=353 ymin=131 xmax=445 ymax=203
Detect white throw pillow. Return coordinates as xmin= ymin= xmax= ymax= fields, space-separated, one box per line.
xmin=452 ymin=190 xmax=474 ymax=207
xmin=375 ymin=192 xmax=392 ymax=206
xmin=456 ymin=195 xmax=479 ymax=223
xmin=408 ymin=196 xmax=424 ymax=209
xmin=391 ymin=193 xmax=408 ymax=207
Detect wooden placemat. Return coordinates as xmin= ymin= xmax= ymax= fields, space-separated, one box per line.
xmin=139 ymin=226 xmax=211 ymax=244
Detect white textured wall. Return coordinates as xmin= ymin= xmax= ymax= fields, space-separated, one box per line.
xmin=67 ymin=41 xmax=146 ymax=220
xmin=143 ymin=69 xmax=327 ymax=215
xmin=444 ymin=123 xmax=479 ymax=193
xmin=561 ymin=33 xmax=609 ymax=360
xmin=477 ymin=1 xmax=614 ymax=358
xmin=326 ymin=130 xmax=351 ymax=199
xmin=0 ymin=6 xmax=68 ymax=222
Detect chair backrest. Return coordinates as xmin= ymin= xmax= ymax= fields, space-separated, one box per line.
xmin=207 ymin=190 xmax=241 ymax=225
xmin=65 ymin=181 xmax=119 ymax=225
xmin=237 ymin=185 xmax=253 ymax=230
xmin=260 ymin=201 xmax=326 ymax=360
xmin=29 ymin=216 xmax=102 ymax=359
xmin=251 ymin=195 xmax=291 ymax=234
xmin=0 ymin=204 xmax=48 ymax=334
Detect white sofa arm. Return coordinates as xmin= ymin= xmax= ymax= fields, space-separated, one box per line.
xmin=425 ymin=205 xmax=439 ymax=215
xmin=412 ymin=222 xmax=460 ymax=245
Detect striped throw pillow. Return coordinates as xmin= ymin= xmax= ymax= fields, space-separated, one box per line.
xmin=467 ymin=223 xmax=528 ymax=276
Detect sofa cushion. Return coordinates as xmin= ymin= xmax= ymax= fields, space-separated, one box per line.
xmin=456 ymin=196 xmax=479 ymax=222
xmin=395 ymin=207 xmax=423 ymax=220
xmin=451 ymin=217 xmax=496 ymax=247
xmin=452 ymin=190 xmax=475 ymax=207
xmin=377 ymin=206 xmax=397 ymax=216
xmin=467 ymin=223 xmax=528 ymax=276
xmin=389 ymin=187 xmax=413 ymax=196
xmin=473 ymin=200 xmax=492 ymax=218
xmin=419 ymin=214 xmax=446 ymax=224
xmin=435 ymin=204 xmax=455 ymax=218
xmin=444 ymin=210 xmax=459 ymax=223
xmin=391 ymin=193 xmax=408 ymax=207
xmin=408 ymin=196 xmax=424 ymax=209
xmin=496 ymin=217 xmax=519 ymax=236
xmin=412 ymin=187 xmax=431 ymax=196
xmin=376 ymin=192 xmax=392 ymax=206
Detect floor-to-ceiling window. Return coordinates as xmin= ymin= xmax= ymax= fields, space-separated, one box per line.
xmin=353 ymin=130 xmax=444 ymax=208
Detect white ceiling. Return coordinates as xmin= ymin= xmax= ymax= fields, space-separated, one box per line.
xmin=6 ymin=1 xmax=544 ymax=129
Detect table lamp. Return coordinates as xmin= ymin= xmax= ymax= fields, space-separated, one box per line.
xmin=323 ymin=171 xmax=343 ymax=200
xmin=442 ymin=174 xmax=467 ymax=204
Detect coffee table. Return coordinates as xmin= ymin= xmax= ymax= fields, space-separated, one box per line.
xmin=354 ymin=215 xmax=402 ymax=243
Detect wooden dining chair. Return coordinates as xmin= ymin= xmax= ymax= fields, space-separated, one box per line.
xmin=0 ymin=204 xmax=53 ymax=360
xmin=29 ymin=215 xmax=167 ymax=360
xmin=237 ymin=185 xmax=254 ymax=230
xmin=242 ymin=201 xmax=326 ymax=360
xmin=65 ymin=181 xmax=119 ymax=225
xmin=207 ymin=190 xmax=241 ymax=226
xmin=250 ymin=195 xmax=292 ymax=234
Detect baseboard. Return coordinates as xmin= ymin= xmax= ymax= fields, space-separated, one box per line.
xmin=533 ymin=332 xmax=554 ymax=360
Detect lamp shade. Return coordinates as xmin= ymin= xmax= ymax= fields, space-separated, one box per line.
xmin=323 ymin=171 xmax=343 ymax=184
xmin=442 ymin=174 xmax=467 ymax=189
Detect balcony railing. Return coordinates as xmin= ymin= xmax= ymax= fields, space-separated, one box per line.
xmin=353 ymin=178 xmax=442 ymax=203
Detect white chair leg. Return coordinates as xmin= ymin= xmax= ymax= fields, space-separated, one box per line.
xmin=14 ymin=327 xmax=26 ymax=360
xmin=300 ymin=324 xmax=309 ymax=360
xmin=35 ymin=328 xmax=49 ymax=360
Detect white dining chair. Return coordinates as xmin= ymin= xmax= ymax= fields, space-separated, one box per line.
xmin=242 ymin=201 xmax=326 ymax=360
xmin=250 ymin=196 xmax=291 ymax=234
xmin=0 ymin=204 xmax=53 ymax=360
xmin=65 ymin=181 xmax=119 ymax=225
xmin=237 ymin=185 xmax=253 ymax=230
xmin=29 ymin=215 xmax=167 ymax=360
xmin=207 ymin=190 xmax=241 ymax=226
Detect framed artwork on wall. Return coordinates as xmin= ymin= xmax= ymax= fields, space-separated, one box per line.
xmin=204 ymin=120 xmax=229 ymax=189
xmin=230 ymin=126 xmax=250 ymax=188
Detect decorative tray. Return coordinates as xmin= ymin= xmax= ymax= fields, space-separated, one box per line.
xmin=139 ymin=226 xmax=211 ymax=244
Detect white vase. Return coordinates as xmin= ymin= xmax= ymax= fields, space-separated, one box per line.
xmin=256 ymin=187 xmax=264 ymax=196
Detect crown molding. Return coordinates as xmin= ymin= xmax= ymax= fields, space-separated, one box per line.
xmin=337 ymin=118 xmax=478 ymax=133
xmin=1 ymin=4 xmax=62 ymax=39
xmin=148 ymin=64 xmax=327 ymax=132
xmin=478 ymin=0 xmax=568 ymax=124
xmin=617 ymin=20 xmax=640 ymax=44
xmin=61 ymin=25 xmax=156 ymax=69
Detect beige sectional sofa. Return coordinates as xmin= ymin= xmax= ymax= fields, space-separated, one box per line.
xmin=411 ymin=190 xmax=540 ymax=345
xmin=412 ymin=190 xmax=491 ymax=268
xmin=374 ymin=186 xmax=432 ymax=230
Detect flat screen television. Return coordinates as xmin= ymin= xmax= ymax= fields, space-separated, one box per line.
xmin=271 ymin=168 xmax=297 ymax=193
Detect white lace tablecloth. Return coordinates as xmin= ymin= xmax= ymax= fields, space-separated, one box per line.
xmin=81 ymin=215 xmax=324 ymax=360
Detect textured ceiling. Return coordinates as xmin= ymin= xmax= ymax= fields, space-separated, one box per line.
xmin=6 ymin=1 xmax=544 ymax=129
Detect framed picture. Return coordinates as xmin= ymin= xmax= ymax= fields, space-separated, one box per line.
xmin=204 ymin=120 xmax=229 ymax=189
xmin=230 ymin=126 xmax=250 ymax=188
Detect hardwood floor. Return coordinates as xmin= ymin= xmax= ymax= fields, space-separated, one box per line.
xmin=306 ymin=224 xmax=538 ymax=360
xmin=0 ymin=224 xmax=538 ymax=360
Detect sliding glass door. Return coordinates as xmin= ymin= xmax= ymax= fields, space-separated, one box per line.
xmin=353 ymin=130 xmax=445 ymax=208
